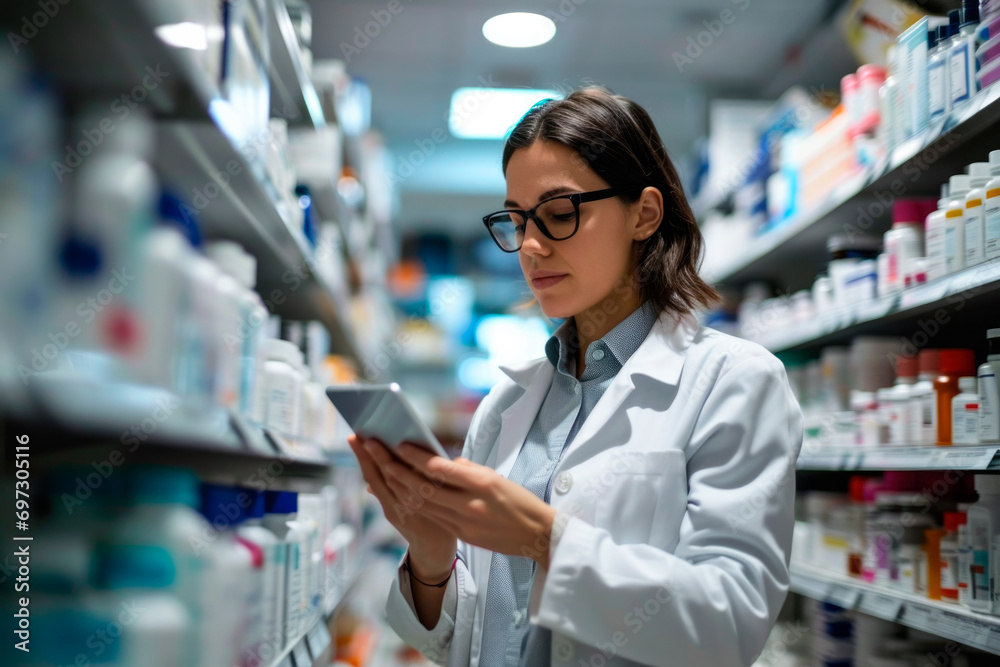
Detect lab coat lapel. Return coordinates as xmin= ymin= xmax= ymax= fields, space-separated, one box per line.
xmin=493 ymin=358 xmax=554 ymax=479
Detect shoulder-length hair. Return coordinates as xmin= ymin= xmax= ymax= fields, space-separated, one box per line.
xmin=502 ymin=86 xmax=720 ymax=317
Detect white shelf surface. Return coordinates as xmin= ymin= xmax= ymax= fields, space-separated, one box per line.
xmin=796 ymin=444 xmax=1000 ymax=471
xmin=755 ymin=258 xmax=1000 ymax=353
xmin=790 ymin=563 xmax=1000 ymax=655
xmin=705 ymin=83 xmax=1000 ymax=289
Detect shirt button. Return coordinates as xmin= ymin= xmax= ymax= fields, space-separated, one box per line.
xmin=592 ymin=348 xmax=606 ymax=361
xmin=555 ymin=638 xmax=574 ymax=661
xmin=554 ymin=472 xmax=572 ymax=494
xmin=573 ymin=383 xmax=581 ymax=394
xmin=513 ymin=609 xmax=526 ymax=627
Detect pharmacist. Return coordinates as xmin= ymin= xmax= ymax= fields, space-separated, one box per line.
xmin=350 ymin=87 xmax=803 ymax=666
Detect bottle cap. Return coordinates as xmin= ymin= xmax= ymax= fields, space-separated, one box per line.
xmin=962 ymin=2 xmax=980 ymax=28
xmin=928 ymin=29 xmax=939 ymax=49
xmin=949 ymin=9 xmax=962 ymax=34
xmin=264 ymin=338 xmax=303 ymax=368
xmin=849 ymin=476 xmax=868 ymax=503
xmin=896 ymin=355 xmax=918 ymax=379
xmin=967 ymin=162 xmax=992 ymax=184
xmin=892 ymin=199 xmax=937 ymax=225
xmin=201 ymin=483 xmax=247 ymax=526
xmin=958 ymin=376 xmax=978 ymax=393
xmin=937 ymin=25 xmax=950 ymax=43
xmin=264 ymin=490 xmax=298 ymax=514
xmin=918 ymin=348 xmax=941 ymax=375
xmin=989 ymin=150 xmax=1000 ymax=174
xmin=124 ymin=467 xmax=199 ymax=507
xmin=857 ymin=64 xmax=886 ymax=82
xmin=246 ymin=489 xmax=265 ymax=519
xmin=949 ymin=174 xmax=972 ymax=197
xmin=944 ymin=511 xmax=967 ymax=532
xmin=940 ymin=349 xmax=976 ymax=375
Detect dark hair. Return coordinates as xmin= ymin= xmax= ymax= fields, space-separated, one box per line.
xmin=502 ymin=86 xmax=719 ymax=317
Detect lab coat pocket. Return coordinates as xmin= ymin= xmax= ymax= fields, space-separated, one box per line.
xmin=594 ymin=449 xmax=686 ymax=546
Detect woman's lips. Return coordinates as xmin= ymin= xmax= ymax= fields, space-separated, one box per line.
xmin=531 ymin=273 xmax=567 ymax=289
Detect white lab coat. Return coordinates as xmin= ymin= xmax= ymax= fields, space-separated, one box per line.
xmin=386 ymin=312 xmax=803 ymax=666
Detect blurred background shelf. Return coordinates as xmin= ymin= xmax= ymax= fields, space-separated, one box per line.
xmin=790 ymin=563 xmax=1000 ymax=655
xmin=756 ymin=258 xmax=1000 ymax=353
xmin=268 ymin=0 xmax=326 ymax=129
xmin=796 ymin=444 xmax=1000 ymax=471
xmin=705 ymin=84 xmax=1000 ymax=291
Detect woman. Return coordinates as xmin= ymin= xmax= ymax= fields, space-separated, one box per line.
xmin=349 ymin=87 xmax=802 ymax=666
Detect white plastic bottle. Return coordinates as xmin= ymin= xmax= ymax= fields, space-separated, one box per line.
xmin=262 ymin=339 xmax=304 ymax=437
xmin=949 ymin=3 xmax=980 ymax=109
xmin=238 ymin=490 xmax=285 ymax=662
xmin=965 ymin=162 xmax=991 ymax=268
xmin=295 ymin=494 xmax=324 ymax=627
xmin=206 ymin=242 xmax=269 ymax=421
xmin=106 ymin=467 xmax=209 ymax=664
xmin=198 ymin=484 xmax=254 ymax=667
xmin=952 ymin=377 xmax=980 ymax=445
xmin=925 ymin=184 xmax=950 ymax=281
xmin=944 ymin=174 xmax=971 ymax=275
xmin=957 ymin=522 xmax=972 ymax=607
xmin=210 ymin=268 xmax=244 ymax=410
xmin=909 ymin=349 xmax=941 ymax=446
xmin=888 ymin=355 xmax=918 ymax=445
xmin=967 ymin=475 xmax=1000 ymax=613
xmin=263 ymin=491 xmax=306 ymax=645
xmin=928 ymin=25 xmax=951 ymax=120
xmin=985 ymin=150 xmax=1000 ymax=261
xmin=980 ymin=328 xmax=1000 ymax=443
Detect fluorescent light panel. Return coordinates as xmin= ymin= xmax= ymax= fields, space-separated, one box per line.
xmin=448 ymin=87 xmax=560 ymax=140
xmin=483 ymin=13 xmax=556 ymax=48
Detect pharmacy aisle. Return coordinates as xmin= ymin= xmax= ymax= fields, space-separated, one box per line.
xmin=693 ymin=2 xmax=1000 ymax=666
xmin=0 ymin=0 xmax=399 ymax=665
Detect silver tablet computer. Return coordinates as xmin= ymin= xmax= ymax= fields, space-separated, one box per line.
xmin=326 ymin=383 xmax=450 ymax=459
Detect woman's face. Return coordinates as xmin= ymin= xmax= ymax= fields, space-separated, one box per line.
xmin=504 ymin=140 xmax=658 ymax=320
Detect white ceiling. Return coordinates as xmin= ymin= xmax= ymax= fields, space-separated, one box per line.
xmin=310 ymin=0 xmax=855 ymax=237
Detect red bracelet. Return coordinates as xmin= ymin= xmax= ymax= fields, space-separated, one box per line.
xmin=406 ymin=555 xmax=456 ymax=588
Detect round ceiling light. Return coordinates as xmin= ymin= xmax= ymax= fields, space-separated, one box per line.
xmin=483 ymin=12 xmax=556 ymax=48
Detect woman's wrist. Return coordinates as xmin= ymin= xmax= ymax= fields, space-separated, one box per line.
xmin=530 ymin=504 xmax=559 ymax=570
xmin=408 ymin=548 xmax=456 ymax=582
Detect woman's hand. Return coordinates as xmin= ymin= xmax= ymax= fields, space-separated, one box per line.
xmin=348 ymin=435 xmax=457 ymax=581
xmin=366 ymin=441 xmax=559 ymax=569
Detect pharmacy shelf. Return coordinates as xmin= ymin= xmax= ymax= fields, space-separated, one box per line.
xmin=796 ymin=444 xmax=1000 ymax=471
xmin=267 ymin=613 xmax=334 ymax=667
xmin=1 ymin=0 xmax=362 ymax=364
xmin=705 ymin=83 xmax=1000 ymax=291
xmin=756 ymin=258 xmax=1000 ymax=353
xmin=3 ymin=376 xmax=334 ymax=484
xmin=789 ymin=563 xmax=1000 ymax=655
xmin=268 ymin=0 xmax=326 ymax=129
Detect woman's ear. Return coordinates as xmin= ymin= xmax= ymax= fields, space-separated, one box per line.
xmin=632 ymin=186 xmax=663 ymax=241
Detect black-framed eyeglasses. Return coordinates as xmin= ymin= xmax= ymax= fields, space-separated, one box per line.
xmin=482 ymin=185 xmax=645 ymax=253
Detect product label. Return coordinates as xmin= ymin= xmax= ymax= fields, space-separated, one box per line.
xmin=950 ymin=46 xmax=971 ymax=103
xmin=971 ymin=550 xmax=990 ymax=602
xmin=966 ymin=207 xmax=985 ymax=266
xmin=286 ymin=542 xmax=302 ymax=641
xmin=929 ymin=60 xmax=945 ymax=116
xmin=926 ymin=223 xmax=946 ymax=279
xmin=958 ymin=546 xmax=972 ymax=603
xmin=981 ymin=372 xmax=1000 ymax=441
xmin=945 ymin=225 xmax=961 ymax=273
xmin=266 ymin=373 xmax=300 ymax=436
xmin=953 ymin=402 xmax=980 ymax=444
xmin=941 ymin=547 xmax=959 ymax=592
xmin=986 ymin=198 xmax=1000 ymax=260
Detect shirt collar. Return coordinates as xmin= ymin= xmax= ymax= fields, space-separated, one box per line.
xmin=543 ymin=301 xmax=659 ymax=375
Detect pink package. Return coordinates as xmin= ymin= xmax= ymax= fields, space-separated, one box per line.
xmin=978 ymin=56 xmax=1000 ymax=89
xmin=977 ymin=33 xmax=1000 ymax=65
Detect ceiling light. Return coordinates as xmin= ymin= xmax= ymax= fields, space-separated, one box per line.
xmin=155 ymin=22 xmax=211 ymax=50
xmin=449 ymin=87 xmax=560 ymax=140
xmin=483 ymin=13 xmax=556 ymax=48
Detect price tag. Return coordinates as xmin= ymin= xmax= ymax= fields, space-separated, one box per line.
xmin=902 ymin=603 xmax=934 ymax=631
xmin=825 ymin=583 xmax=861 ymax=610
xmin=292 ymin=639 xmax=312 ymax=667
xmin=945 ymin=613 xmax=994 ymax=646
xmin=986 ymin=627 xmax=1000 ymax=653
xmin=928 ymin=447 xmax=999 ymax=470
xmin=862 ymin=592 xmax=903 ymax=621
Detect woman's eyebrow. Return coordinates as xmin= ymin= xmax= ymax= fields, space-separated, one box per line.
xmin=505 ymin=186 xmax=576 ymax=208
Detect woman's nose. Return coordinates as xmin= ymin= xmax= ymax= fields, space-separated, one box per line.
xmin=519 ymin=219 xmax=550 ymax=256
